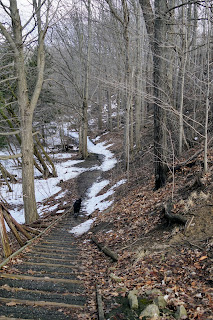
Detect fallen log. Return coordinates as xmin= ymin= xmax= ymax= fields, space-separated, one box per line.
xmin=164 ymin=202 xmax=187 ymax=225
xmin=1 ymin=203 xmax=38 ymax=239
xmin=96 ymin=284 xmax=105 ymax=320
xmin=8 ymin=214 xmax=32 ymax=240
xmin=2 ymin=209 xmax=25 ymax=247
xmin=0 ymin=207 xmax=12 ymax=257
xmin=21 ymin=225 xmax=40 ymax=235
xmin=91 ymin=235 xmax=118 ymax=262
xmin=29 ymin=223 xmax=49 ymax=228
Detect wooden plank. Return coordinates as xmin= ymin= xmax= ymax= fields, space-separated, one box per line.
xmin=24 ymin=251 xmax=78 ymax=258
xmin=0 ymin=207 xmax=12 ymax=258
xmin=21 ymin=225 xmax=40 ymax=235
xmin=40 ymin=240 xmax=74 ymax=244
xmin=8 ymin=214 xmax=32 ymax=240
xmin=34 ymin=245 xmax=76 ymax=252
xmin=2 ymin=209 xmax=24 ymax=247
xmin=96 ymin=285 xmax=105 ymax=320
xmin=0 ymin=273 xmax=83 ymax=284
xmin=24 ymin=261 xmax=78 ymax=268
xmin=0 ymin=286 xmax=82 ymax=297
xmin=0 ymin=317 xmax=32 ymax=320
xmin=0 ymin=297 xmax=85 ymax=309
xmin=25 ymin=255 xmax=79 ymax=263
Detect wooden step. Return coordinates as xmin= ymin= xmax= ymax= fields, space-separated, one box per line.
xmin=0 ymin=273 xmax=83 ymax=284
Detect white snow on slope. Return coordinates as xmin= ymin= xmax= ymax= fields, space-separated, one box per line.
xmin=69 ymin=218 xmax=95 ymax=236
xmin=0 ymin=130 xmax=126 ymax=235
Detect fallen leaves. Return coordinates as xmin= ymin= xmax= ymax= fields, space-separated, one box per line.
xmin=199 ymin=256 xmax=208 ymax=261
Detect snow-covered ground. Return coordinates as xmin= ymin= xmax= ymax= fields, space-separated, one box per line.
xmin=0 ymin=131 xmax=126 ymax=234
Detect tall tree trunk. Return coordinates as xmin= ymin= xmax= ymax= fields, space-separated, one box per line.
xmin=153 ymin=0 xmax=168 ymax=189
xmin=98 ymin=84 xmax=103 ymax=130
xmin=10 ymin=1 xmax=39 ymax=223
xmin=134 ymin=1 xmax=143 ymax=150
xmin=0 ymin=0 xmax=48 ymax=222
xmin=81 ymin=0 xmax=91 ymax=159
xmin=204 ymin=2 xmax=210 ymax=173
xmin=178 ymin=5 xmax=188 ymax=155
xmin=82 ymin=98 xmax=88 ymax=158
xmin=107 ymin=88 xmax=113 ymax=132
xmin=123 ymin=2 xmax=131 ymax=172
xmin=21 ymin=116 xmax=38 ymax=223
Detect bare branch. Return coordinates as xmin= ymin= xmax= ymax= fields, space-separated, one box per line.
xmin=104 ymin=0 xmax=124 ymax=24
xmin=0 ymin=153 xmax=22 ymax=160
xmin=0 ymin=22 xmax=17 ymax=54
xmin=0 ymin=130 xmax=20 ymax=136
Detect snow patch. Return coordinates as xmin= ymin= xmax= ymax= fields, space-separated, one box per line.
xmin=69 ymin=218 xmax=95 ymax=236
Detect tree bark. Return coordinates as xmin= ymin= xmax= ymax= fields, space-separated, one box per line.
xmin=81 ymin=0 xmax=92 ymax=159
xmin=0 ymin=0 xmax=49 ymax=223
xmin=153 ymin=0 xmax=168 ymax=189
xmin=107 ymin=88 xmax=113 ymax=132
xmin=204 ymin=3 xmax=210 ymax=173
xmin=164 ymin=202 xmax=187 ymax=225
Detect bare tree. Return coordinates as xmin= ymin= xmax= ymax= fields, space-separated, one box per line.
xmin=139 ymin=0 xmax=169 ymax=189
xmin=105 ymin=0 xmax=134 ymax=172
xmin=204 ymin=1 xmax=211 ymax=172
xmin=0 ymin=0 xmax=51 ymax=223
xmin=80 ymin=0 xmax=92 ymax=159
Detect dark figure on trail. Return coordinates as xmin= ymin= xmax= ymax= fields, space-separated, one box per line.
xmin=73 ymin=198 xmax=82 ymax=218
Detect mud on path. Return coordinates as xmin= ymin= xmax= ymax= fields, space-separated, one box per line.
xmin=74 ymin=153 xmax=104 ymax=200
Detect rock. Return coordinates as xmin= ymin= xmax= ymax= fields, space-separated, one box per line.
xmin=154 ymin=295 xmax=167 ymax=308
xmin=116 ymin=286 xmax=127 ymax=293
xmin=145 ymin=289 xmax=163 ymax=297
xmin=139 ymin=304 xmax=160 ymax=319
xmin=175 ymin=305 xmax=187 ymax=319
xmin=108 ymin=267 xmax=116 ymax=272
xmin=128 ymin=290 xmax=138 ymax=310
xmin=109 ymin=273 xmax=123 ymax=283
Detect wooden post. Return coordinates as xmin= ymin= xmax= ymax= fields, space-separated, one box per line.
xmin=0 ymin=206 xmax=12 ymax=257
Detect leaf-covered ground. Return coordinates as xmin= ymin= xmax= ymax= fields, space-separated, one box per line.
xmin=74 ymin=131 xmax=213 ymax=319
xmin=0 ymin=128 xmax=212 ymax=319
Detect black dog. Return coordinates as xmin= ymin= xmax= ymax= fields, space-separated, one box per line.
xmin=73 ymin=198 xmax=82 ymax=218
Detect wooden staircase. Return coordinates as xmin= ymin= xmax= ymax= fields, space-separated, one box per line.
xmin=0 ymin=214 xmax=88 ymax=319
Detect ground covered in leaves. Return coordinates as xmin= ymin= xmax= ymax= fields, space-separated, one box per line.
xmin=76 ymin=130 xmax=213 ymax=320
xmin=0 ymin=128 xmax=213 ymax=319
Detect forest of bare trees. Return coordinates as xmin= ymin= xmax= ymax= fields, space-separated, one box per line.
xmin=0 ymin=0 xmax=212 ymax=222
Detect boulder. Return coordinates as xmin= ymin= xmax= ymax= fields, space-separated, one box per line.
xmin=109 ymin=273 xmax=123 ymax=283
xmin=175 ymin=305 xmax=187 ymax=319
xmin=154 ymin=295 xmax=167 ymax=308
xmin=128 ymin=290 xmax=138 ymax=310
xmin=145 ymin=289 xmax=163 ymax=297
xmin=139 ymin=304 xmax=160 ymax=319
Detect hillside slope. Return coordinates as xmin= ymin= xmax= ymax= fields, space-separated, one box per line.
xmin=77 ymin=130 xmax=213 ymax=320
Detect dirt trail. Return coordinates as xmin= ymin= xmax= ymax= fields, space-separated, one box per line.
xmin=74 ymin=153 xmax=103 ymax=209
